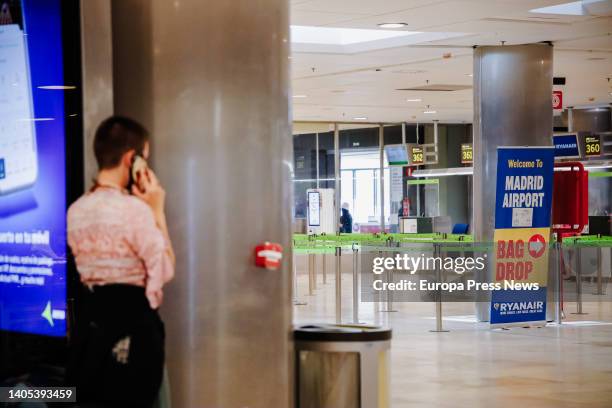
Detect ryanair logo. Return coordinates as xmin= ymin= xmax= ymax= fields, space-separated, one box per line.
xmin=494 ymin=301 xmax=544 ymax=313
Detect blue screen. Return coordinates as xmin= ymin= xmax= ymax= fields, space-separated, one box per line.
xmin=553 ymin=134 xmax=580 ymax=158
xmin=0 ymin=0 xmax=68 ymax=337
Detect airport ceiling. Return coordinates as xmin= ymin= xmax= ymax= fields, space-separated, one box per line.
xmin=290 ymin=0 xmax=612 ymax=124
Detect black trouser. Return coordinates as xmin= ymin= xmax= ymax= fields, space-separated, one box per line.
xmin=68 ymin=284 xmax=165 ymax=408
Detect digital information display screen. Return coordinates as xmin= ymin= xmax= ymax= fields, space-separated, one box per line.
xmin=410 ymin=145 xmax=424 ymax=165
xmin=307 ymin=191 xmax=320 ymax=226
xmin=0 ymin=0 xmax=69 ymax=337
xmin=584 ymin=135 xmax=601 ymax=157
xmin=552 ymin=134 xmax=580 ymax=158
xmin=461 ymin=143 xmax=473 ymax=164
xmin=384 ymin=144 xmax=409 ymax=166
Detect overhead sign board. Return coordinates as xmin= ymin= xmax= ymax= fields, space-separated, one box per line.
xmin=384 ymin=144 xmax=409 ymax=166
xmin=552 ymin=134 xmax=580 ymax=158
xmin=460 ymin=143 xmax=473 ymax=164
xmin=409 ymin=145 xmax=424 ymax=165
xmin=584 ymin=135 xmax=601 ymax=157
xmin=490 ymin=147 xmax=555 ymax=327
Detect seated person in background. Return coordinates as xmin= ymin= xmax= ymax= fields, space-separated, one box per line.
xmin=340 ymin=202 xmax=353 ymax=233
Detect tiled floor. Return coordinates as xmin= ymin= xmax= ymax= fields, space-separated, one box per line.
xmin=293 ymin=254 xmax=612 ymax=408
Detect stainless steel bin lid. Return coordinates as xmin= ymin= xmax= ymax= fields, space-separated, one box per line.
xmin=294 ymin=324 xmax=392 ymax=342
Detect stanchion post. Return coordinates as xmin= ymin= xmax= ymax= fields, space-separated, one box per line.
xmin=293 ymin=255 xmax=307 ymax=306
xmin=381 ymin=241 xmax=398 ymax=313
xmin=312 ymin=253 xmax=317 ymax=290
xmin=352 ymin=244 xmax=360 ymax=324
xmin=554 ymin=242 xmax=562 ymax=324
xmin=595 ymin=246 xmax=603 ymax=295
xmin=308 ymin=252 xmax=314 ymax=296
xmin=430 ymin=243 xmax=449 ymax=332
xmin=322 ymin=253 xmax=327 ymax=284
xmin=572 ymin=243 xmax=587 ymax=315
xmin=335 ymin=246 xmax=342 ymax=324
xmin=375 ymin=250 xmax=383 ymax=313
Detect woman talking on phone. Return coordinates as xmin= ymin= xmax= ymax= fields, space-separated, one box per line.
xmin=67 ymin=116 xmax=175 ymax=407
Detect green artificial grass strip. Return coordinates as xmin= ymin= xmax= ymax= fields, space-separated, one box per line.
xmin=562 ymin=235 xmax=612 ymax=248
xmin=293 ymin=232 xmax=473 ymax=250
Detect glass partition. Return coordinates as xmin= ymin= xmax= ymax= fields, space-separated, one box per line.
xmin=292 ymin=123 xmax=427 ymax=234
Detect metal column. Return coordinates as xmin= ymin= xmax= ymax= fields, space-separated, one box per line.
xmin=111 ymin=0 xmax=293 ymax=406
xmin=334 ymin=123 xmax=340 ymax=234
xmin=315 ymin=132 xmax=320 ymax=189
xmin=379 ymin=124 xmax=385 ymax=231
xmin=335 ymin=246 xmax=342 ymax=323
xmin=473 ymin=43 xmax=553 ymax=321
xmin=80 ymin=0 xmax=114 ymax=189
xmin=433 ymin=120 xmax=439 ymax=150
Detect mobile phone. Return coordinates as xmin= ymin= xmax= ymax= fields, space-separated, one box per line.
xmin=129 ymin=154 xmax=148 ymax=192
xmin=0 ymin=1 xmax=38 ymax=195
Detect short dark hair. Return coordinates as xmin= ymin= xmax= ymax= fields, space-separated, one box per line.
xmin=94 ymin=116 xmax=149 ymax=169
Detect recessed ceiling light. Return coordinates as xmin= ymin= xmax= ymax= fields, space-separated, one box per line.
xmin=391 ymin=69 xmax=427 ymax=74
xmin=423 ymin=110 xmax=437 ymax=114
xmin=378 ymin=23 xmax=408 ymax=29
xmin=530 ymin=1 xmax=586 ymax=16
xmin=293 ymin=94 xmax=307 ymax=98
xmin=292 ymin=25 xmax=418 ymax=46
xmin=406 ymin=98 xmax=422 ymax=102
xmin=465 ymin=73 xmax=473 ymax=77
xmin=353 ymin=116 xmax=368 ymax=120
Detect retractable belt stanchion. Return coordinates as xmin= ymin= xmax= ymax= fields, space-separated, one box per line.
xmin=292 ymin=238 xmax=307 ymax=306
xmin=572 ymin=241 xmax=587 ymax=315
xmin=335 ymin=246 xmax=342 ymax=324
xmin=352 ymin=243 xmax=360 ymax=324
xmin=555 ymin=242 xmax=562 ymax=325
xmin=293 ymin=255 xmax=307 ymax=306
xmin=312 ymin=253 xmax=317 ymax=290
xmin=322 ymin=253 xmax=327 ymax=284
xmin=375 ymin=250 xmax=383 ymax=314
xmin=595 ymin=246 xmax=603 ymax=296
xmin=383 ymin=241 xmax=398 ymax=313
xmin=431 ymin=243 xmax=449 ymax=332
xmin=308 ymin=252 xmax=314 ymax=296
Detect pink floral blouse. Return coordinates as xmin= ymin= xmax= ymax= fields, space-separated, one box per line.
xmin=67 ymin=187 xmax=174 ymax=309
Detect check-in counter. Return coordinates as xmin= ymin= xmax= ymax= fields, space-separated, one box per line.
xmin=399 ymin=216 xmax=452 ymax=234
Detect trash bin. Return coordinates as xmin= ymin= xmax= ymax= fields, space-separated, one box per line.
xmin=295 ymin=324 xmax=392 ymax=408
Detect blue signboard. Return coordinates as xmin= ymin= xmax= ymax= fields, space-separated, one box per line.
xmin=491 ymin=287 xmax=547 ymax=324
xmin=0 ymin=0 xmax=68 ymax=337
xmin=552 ymin=134 xmax=580 ymax=158
xmin=494 ymin=147 xmax=555 ymax=229
xmin=490 ymin=147 xmax=555 ymax=326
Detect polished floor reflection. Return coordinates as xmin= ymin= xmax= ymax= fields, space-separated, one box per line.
xmin=293 ymin=254 xmax=612 ymax=408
